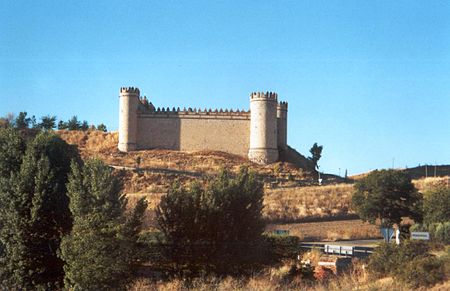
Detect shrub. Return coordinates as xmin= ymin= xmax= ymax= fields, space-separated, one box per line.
xmin=264 ymin=234 xmax=300 ymax=261
xmin=396 ymin=256 xmax=445 ymax=289
xmin=368 ymin=240 xmax=430 ymax=278
xmin=423 ymin=186 xmax=450 ymax=224
xmin=367 ymin=243 xmax=398 ymax=277
xmin=435 ymin=222 xmax=450 ymax=244
xmin=410 ymin=222 xmax=450 ymax=244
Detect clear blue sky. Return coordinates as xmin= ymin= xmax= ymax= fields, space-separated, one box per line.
xmin=1 ymin=0 xmax=449 ymax=175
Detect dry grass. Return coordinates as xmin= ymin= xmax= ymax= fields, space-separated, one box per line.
xmin=128 ymin=265 xmax=416 ymax=291
xmin=263 ymin=184 xmax=354 ymax=222
xmin=413 ymin=176 xmax=450 ymax=192
xmin=266 ymin=219 xmax=381 ymax=241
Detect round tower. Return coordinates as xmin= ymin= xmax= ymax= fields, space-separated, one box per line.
xmin=118 ymin=87 xmax=140 ymax=152
xmin=248 ymin=92 xmax=279 ymax=164
xmin=277 ymin=101 xmax=288 ymax=151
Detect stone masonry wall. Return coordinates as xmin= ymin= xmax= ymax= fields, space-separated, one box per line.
xmin=137 ymin=111 xmax=251 ymax=156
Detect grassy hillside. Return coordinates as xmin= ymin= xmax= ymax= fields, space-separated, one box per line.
xmin=57 ymin=130 xmax=450 ymax=227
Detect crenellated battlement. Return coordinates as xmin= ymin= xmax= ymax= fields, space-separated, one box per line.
xmin=250 ymin=91 xmax=278 ymax=101
xmin=140 ymin=106 xmax=250 ymax=117
xmin=120 ymin=87 xmax=140 ymax=94
xmin=278 ymin=101 xmax=288 ymax=110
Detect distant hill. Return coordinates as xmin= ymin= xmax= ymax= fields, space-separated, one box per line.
xmin=351 ymin=165 xmax=450 ymax=181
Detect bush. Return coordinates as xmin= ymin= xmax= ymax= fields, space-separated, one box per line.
xmin=397 ymin=256 xmax=445 ymax=289
xmin=423 ymin=186 xmax=450 ymax=224
xmin=435 ymin=222 xmax=450 ymax=244
xmin=264 ymin=234 xmax=300 ymax=261
xmin=367 ymin=243 xmax=398 ymax=277
xmin=410 ymin=222 xmax=450 ymax=244
xmin=369 ymin=240 xmax=430 ymax=278
xmin=369 ymin=240 xmax=445 ymax=288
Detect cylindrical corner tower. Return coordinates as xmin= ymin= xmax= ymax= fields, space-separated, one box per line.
xmin=248 ymin=92 xmax=279 ymax=164
xmin=277 ymin=101 xmax=288 ymax=150
xmin=118 ymin=87 xmax=140 ymax=152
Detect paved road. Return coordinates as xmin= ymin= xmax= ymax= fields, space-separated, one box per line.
xmin=303 ymin=239 xmax=382 ymax=248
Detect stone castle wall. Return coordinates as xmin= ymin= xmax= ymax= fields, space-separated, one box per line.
xmin=118 ymin=87 xmax=288 ymax=164
xmin=137 ymin=110 xmax=250 ymax=156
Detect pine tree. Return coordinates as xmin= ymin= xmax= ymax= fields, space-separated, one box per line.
xmin=60 ymin=159 xmax=147 ymax=290
xmin=0 ymin=132 xmax=79 ymax=289
xmin=39 ymin=115 xmax=57 ymax=130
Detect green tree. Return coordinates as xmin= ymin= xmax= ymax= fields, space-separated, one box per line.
xmin=58 ymin=120 xmax=68 ymax=130
xmin=309 ymin=142 xmax=323 ymax=170
xmin=156 ymin=167 xmax=265 ymax=274
xmin=60 ymin=159 xmax=147 ymax=290
xmin=80 ymin=120 xmax=89 ymax=131
xmin=39 ymin=115 xmax=57 ymax=130
xmin=0 ymin=132 xmax=79 ymax=289
xmin=67 ymin=116 xmax=81 ymax=130
xmin=97 ymin=123 xmax=107 ymax=132
xmin=0 ymin=128 xmax=26 ymax=177
xmin=423 ymin=186 xmax=450 ymax=224
xmin=14 ymin=111 xmax=31 ymax=129
xmin=352 ymin=169 xmax=422 ymax=227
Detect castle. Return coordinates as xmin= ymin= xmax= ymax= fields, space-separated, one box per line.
xmin=118 ymin=87 xmax=288 ymax=164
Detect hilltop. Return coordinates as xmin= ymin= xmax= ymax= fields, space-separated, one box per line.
xmin=351 ymin=164 xmax=450 ymax=181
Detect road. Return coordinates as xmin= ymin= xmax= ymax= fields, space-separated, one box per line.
xmin=303 ymin=239 xmax=382 ymax=248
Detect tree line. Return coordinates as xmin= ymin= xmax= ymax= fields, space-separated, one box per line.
xmin=0 ymin=111 xmax=107 ymax=132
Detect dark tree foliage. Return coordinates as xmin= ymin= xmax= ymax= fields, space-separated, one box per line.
xmin=58 ymin=120 xmax=68 ymax=130
xmin=0 ymin=128 xmax=26 ymax=177
xmin=423 ymin=186 xmax=450 ymax=224
xmin=80 ymin=120 xmax=89 ymax=131
xmin=39 ymin=115 xmax=57 ymax=130
xmin=97 ymin=123 xmax=107 ymax=132
xmin=14 ymin=111 xmax=31 ymax=129
xmin=60 ymin=159 xmax=147 ymax=290
xmin=156 ymin=167 xmax=265 ymax=275
xmin=67 ymin=116 xmax=81 ymax=130
xmin=309 ymin=143 xmax=323 ymax=169
xmin=352 ymin=169 xmax=423 ymax=227
xmin=0 ymin=132 xmax=79 ymax=289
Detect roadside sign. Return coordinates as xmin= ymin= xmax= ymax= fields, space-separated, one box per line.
xmin=273 ymin=229 xmax=289 ymax=236
xmin=380 ymin=228 xmax=395 ymax=243
xmin=411 ymin=232 xmax=430 ymax=240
